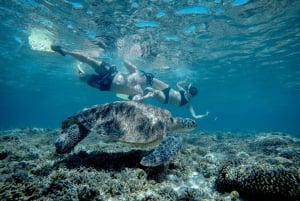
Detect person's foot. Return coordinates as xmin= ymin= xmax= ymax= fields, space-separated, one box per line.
xmin=51 ymin=45 xmax=66 ymax=56
xmin=132 ymin=94 xmax=142 ymax=101
xmin=76 ymin=63 xmax=85 ymax=77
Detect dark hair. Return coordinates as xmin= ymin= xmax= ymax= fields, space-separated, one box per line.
xmin=140 ymin=71 xmax=154 ymax=85
xmin=188 ymin=86 xmax=198 ymax=96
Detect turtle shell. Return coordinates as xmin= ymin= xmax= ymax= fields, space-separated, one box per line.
xmin=69 ymin=101 xmax=172 ymax=144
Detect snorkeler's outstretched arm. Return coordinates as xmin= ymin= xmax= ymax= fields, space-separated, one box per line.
xmin=188 ymin=104 xmax=209 ymax=119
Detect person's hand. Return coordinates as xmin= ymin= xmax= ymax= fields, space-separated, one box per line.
xmin=132 ymin=94 xmax=142 ymax=101
xmin=183 ymin=78 xmax=189 ymax=83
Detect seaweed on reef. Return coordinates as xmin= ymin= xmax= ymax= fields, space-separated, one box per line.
xmin=1 ymin=128 xmax=205 ymax=201
xmin=142 ymin=164 xmax=168 ymax=182
xmin=0 ymin=150 xmax=9 ymax=160
xmin=53 ymin=149 xmax=172 ymax=181
xmin=0 ymin=171 xmax=41 ymax=200
xmin=248 ymin=134 xmax=293 ymax=155
xmin=77 ymin=185 xmax=100 ymax=201
xmin=43 ymin=158 xmax=170 ymax=200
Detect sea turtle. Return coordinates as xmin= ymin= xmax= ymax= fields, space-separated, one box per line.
xmin=55 ymin=101 xmax=197 ymax=166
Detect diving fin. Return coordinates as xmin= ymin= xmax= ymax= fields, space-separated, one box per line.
xmin=116 ymin=93 xmax=130 ymax=100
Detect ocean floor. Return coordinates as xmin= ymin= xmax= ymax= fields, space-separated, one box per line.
xmin=0 ymin=128 xmax=299 ymax=201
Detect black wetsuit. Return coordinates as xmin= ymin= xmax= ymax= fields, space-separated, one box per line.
xmin=162 ymin=87 xmax=188 ymax=106
xmin=87 ymin=64 xmax=117 ymax=91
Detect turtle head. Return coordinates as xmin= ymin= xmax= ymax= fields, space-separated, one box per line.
xmin=170 ymin=117 xmax=197 ymax=132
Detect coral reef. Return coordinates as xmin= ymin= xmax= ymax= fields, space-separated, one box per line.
xmin=216 ymin=160 xmax=300 ymax=201
xmin=0 ymin=129 xmax=299 ymax=200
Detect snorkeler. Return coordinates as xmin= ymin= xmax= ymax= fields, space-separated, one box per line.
xmin=134 ymin=78 xmax=209 ymax=119
xmin=51 ymin=45 xmax=154 ymax=100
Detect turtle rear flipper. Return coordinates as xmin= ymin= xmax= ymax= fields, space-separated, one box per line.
xmin=140 ymin=136 xmax=182 ymax=167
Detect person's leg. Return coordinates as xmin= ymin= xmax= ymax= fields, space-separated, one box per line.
xmin=151 ymin=78 xmax=169 ymax=90
xmin=51 ymin=45 xmax=108 ymax=75
xmin=75 ymin=63 xmax=92 ymax=83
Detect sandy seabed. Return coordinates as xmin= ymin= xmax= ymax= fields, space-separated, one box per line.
xmin=0 ymin=128 xmax=299 ymax=201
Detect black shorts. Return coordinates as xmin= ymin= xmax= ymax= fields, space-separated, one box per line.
xmin=88 ymin=65 xmax=117 ymax=91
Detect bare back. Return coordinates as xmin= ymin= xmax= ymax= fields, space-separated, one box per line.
xmin=167 ymin=89 xmax=184 ymax=106
xmin=110 ymin=72 xmax=144 ymax=96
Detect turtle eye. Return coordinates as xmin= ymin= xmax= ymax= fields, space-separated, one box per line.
xmin=191 ymin=120 xmax=196 ymax=128
xmin=186 ymin=119 xmax=196 ymax=128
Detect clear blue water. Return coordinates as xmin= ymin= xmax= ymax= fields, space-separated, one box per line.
xmin=0 ymin=0 xmax=299 ymax=135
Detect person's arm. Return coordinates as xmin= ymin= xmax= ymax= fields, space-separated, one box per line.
xmin=188 ymin=104 xmax=209 ymax=119
xmin=131 ymin=87 xmax=156 ymax=101
xmin=124 ymin=60 xmax=138 ymax=73
xmin=151 ymin=78 xmax=168 ymax=90
xmin=176 ymin=80 xmax=188 ymax=91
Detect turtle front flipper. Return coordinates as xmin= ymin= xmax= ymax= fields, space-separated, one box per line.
xmin=140 ymin=136 xmax=182 ymax=167
xmin=55 ymin=122 xmax=90 ymax=154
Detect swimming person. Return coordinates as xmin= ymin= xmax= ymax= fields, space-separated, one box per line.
xmin=51 ymin=45 xmax=154 ymax=100
xmin=134 ymin=78 xmax=209 ymax=119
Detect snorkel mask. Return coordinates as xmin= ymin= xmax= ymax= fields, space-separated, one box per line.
xmin=140 ymin=70 xmax=154 ymax=85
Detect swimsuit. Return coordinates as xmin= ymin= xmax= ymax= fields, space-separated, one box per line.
xmin=162 ymin=87 xmax=171 ymax=104
xmin=162 ymin=87 xmax=188 ymax=106
xmin=179 ymin=90 xmax=188 ymax=106
xmin=87 ymin=65 xmax=117 ymax=91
